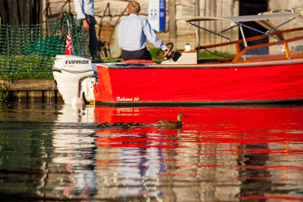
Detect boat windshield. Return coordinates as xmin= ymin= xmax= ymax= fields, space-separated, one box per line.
xmin=185 ymin=9 xmax=303 ymax=63
xmin=186 ymin=10 xmax=302 ymax=42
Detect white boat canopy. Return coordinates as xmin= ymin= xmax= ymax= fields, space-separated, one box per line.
xmin=185 ymin=12 xmax=301 ymax=23
xmin=185 ymin=9 xmax=303 ymax=45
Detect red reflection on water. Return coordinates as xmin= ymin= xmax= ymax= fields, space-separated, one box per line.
xmin=95 ymin=105 xmax=303 ymax=126
xmin=93 ymin=105 xmax=303 ymax=200
xmin=94 ymin=106 xmax=303 ymax=145
xmin=93 ymin=106 xmax=303 ymax=161
xmin=96 ymin=134 xmax=186 ymax=149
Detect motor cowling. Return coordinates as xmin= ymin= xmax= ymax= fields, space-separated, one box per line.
xmin=53 ymin=55 xmax=96 ymax=105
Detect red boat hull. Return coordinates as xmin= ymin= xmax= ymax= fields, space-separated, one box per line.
xmin=94 ymin=61 xmax=303 ymax=105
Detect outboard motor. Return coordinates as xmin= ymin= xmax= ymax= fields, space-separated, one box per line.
xmin=53 ymin=55 xmax=96 ymax=105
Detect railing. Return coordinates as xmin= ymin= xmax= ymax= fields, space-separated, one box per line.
xmin=200 ymin=27 xmax=303 ymax=63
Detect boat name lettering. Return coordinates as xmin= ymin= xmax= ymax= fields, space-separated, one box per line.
xmin=65 ymin=60 xmax=89 ymax=65
xmin=116 ymin=97 xmax=139 ymax=102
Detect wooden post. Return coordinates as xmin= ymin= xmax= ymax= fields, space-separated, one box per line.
xmin=195 ymin=0 xmax=200 ymax=44
xmin=41 ymin=0 xmax=46 ymax=23
xmin=169 ymin=0 xmax=176 ymax=46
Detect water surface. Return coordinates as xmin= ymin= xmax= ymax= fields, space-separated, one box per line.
xmin=1 ymin=103 xmax=303 ymax=201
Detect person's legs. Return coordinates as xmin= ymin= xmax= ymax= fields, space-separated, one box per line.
xmin=86 ymin=15 xmax=102 ymax=61
xmin=137 ymin=49 xmax=152 ymax=60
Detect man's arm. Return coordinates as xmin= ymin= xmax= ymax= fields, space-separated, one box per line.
xmin=73 ymin=0 xmax=89 ymax=31
xmin=143 ymin=19 xmax=168 ymax=51
xmin=82 ymin=19 xmax=89 ymax=31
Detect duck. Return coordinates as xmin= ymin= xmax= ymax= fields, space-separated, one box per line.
xmin=122 ymin=124 xmax=131 ymax=130
xmin=156 ymin=113 xmax=188 ymax=129
xmin=113 ymin=122 xmax=124 ymax=126
xmin=135 ymin=122 xmax=143 ymax=126
xmin=104 ymin=122 xmax=111 ymax=126
xmin=97 ymin=123 xmax=106 ymax=128
xmin=97 ymin=121 xmax=144 ymax=130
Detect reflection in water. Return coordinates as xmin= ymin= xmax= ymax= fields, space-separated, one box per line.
xmin=1 ymin=104 xmax=303 ymax=201
xmin=237 ymin=143 xmax=271 ymax=201
xmin=93 ymin=105 xmax=303 ymax=201
xmin=51 ymin=105 xmax=98 ymax=199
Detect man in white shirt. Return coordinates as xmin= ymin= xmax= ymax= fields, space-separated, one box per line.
xmin=119 ymin=1 xmax=169 ymax=61
xmin=74 ymin=0 xmax=102 ymax=62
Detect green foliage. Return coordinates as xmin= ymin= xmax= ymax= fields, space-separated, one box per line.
xmin=198 ymin=51 xmax=234 ymax=59
xmin=150 ymin=47 xmax=234 ymax=62
xmin=0 ymin=55 xmax=55 ymax=80
xmin=150 ymin=48 xmax=164 ymax=63
xmin=103 ymin=58 xmax=122 ymax=63
xmin=0 ymin=83 xmax=8 ymax=102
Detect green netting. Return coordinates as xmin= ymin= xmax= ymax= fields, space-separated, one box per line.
xmin=0 ymin=12 xmax=88 ymax=79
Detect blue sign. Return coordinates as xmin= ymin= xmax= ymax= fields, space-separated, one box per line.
xmin=148 ymin=0 xmax=165 ymax=32
xmin=159 ymin=0 xmax=165 ymax=32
